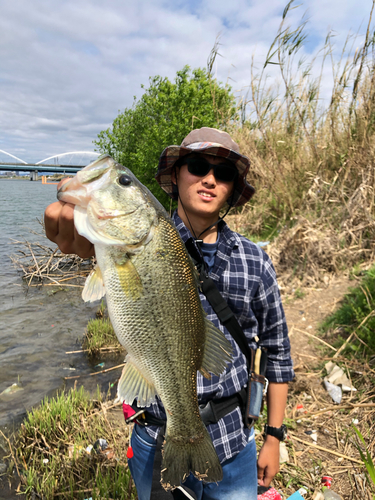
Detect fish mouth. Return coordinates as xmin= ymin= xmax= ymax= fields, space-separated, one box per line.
xmin=57 ymin=176 xmax=89 ymax=206
xmin=57 ymin=155 xmax=115 ymax=207
xmin=58 ymin=180 xmax=137 ymax=219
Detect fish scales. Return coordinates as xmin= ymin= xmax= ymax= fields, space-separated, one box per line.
xmin=98 ymin=218 xmax=205 ymax=430
xmin=57 ymin=155 xmax=233 ymax=490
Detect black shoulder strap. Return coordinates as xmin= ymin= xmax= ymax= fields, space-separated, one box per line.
xmin=185 ymin=238 xmax=253 ymax=370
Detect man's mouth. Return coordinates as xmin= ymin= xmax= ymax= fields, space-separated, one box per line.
xmin=198 ymin=191 xmax=215 ymax=199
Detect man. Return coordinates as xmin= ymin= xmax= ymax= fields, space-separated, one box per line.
xmin=44 ymin=127 xmax=294 ymax=500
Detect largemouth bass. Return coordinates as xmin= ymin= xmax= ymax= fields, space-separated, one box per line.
xmin=57 ymin=155 xmax=233 ymax=490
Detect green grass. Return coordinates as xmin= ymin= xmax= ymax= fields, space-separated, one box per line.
xmin=353 ymin=425 xmax=375 ymax=498
xmin=320 ymin=265 xmax=375 ymax=354
xmin=13 ymin=386 xmax=136 ymax=499
xmin=83 ymin=317 xmax=121 ymax=355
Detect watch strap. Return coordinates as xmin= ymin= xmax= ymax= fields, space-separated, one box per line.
xmin=264 ymin=424 xmax=287 ymax=441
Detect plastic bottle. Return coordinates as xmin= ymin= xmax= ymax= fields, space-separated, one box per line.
xmin=322 ymin=487 xmax=343 ymax=499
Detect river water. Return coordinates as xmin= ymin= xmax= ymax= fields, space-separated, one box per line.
xmin=0 ymin=179 xmax=113 ymax=429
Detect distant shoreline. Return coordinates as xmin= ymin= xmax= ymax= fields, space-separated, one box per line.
xmin=0 ymin=177 xmax=63 ymax=181
xmin=0 ymin=177 xmax=37 ymax=182
xmin=0 ymin=177 xmax=33 ymax=181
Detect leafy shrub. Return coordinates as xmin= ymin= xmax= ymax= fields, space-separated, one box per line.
xmin=94 ymin=65 xmax=237 ymax=209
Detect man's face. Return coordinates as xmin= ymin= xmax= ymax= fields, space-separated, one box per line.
xmin=172 ymin=153 xmax=235 ymax=220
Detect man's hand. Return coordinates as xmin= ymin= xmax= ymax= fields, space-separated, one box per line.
xmin=257 ymin=436 xmax=280 ymax=487
xmin=257 ymin=381 xmax=288 ymax=487
xmin=44 ymin=179 xmax=94 ymax=259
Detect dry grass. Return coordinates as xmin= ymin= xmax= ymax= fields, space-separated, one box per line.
xmin=221 ymin=2 xmax=375 ymax=290
xmin=269 ymin=353 xmax=375 ymax=499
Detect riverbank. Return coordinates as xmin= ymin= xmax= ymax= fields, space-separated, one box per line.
xmin=1 ymin=267 xmax=374 ymax=499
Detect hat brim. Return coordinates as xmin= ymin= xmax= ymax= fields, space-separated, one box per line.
xmin=155 ymin=143 xmax=255 ymax=207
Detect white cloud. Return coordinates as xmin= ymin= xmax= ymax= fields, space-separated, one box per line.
xmin=0 ymin=0 xmax=371 ymax=163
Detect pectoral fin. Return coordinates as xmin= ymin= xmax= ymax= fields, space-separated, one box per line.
xmin=82 ymin=265 xmax=106 ymax=302
xmin=117 ymin=356 xmax=157 ymax=407
xmin=116 ymin=260 xmax=143 ymax=300
xmin=199 ymin=319 xmax=233 ymax=379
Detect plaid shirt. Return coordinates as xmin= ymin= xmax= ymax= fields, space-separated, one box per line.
xmin=144 ymin=212 xmax=294 ymax=463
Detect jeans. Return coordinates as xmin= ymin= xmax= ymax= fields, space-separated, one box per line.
xmin=128 ymin=424 xmax=258 ymax=500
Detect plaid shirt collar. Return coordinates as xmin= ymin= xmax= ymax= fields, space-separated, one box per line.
xmin=172 ymin=211 xmax=239 ymax=280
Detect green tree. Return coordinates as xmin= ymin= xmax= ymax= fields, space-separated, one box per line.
xmin=94 ymin=65 xmax=238 ymax=208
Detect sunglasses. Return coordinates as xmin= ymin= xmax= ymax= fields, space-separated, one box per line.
xmin=184 ymin=157 xmax=238 ymax=183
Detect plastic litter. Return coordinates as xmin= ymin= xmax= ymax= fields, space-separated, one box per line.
xmin=43 ymin=458 xmax=49 ymax=464
xmin=304 ymin=430 xmax=316 ymax=436
xmin=95 ymin=362 xmax=105 ymax=369
xmin=279 ymin=442 xmax=289 ymax=463
xmin=257 ymin=486 xmax=282 ymax=499
xmin=325 ymin=362 xmax=356 ymax=392
xmin=323 ymin=379 xmax=342 ymax=404
xmin=312 ymin=492 xmax=324 ymax=500
xmin=322 ymin=489 xmax=342 ymax=499
xmin=324 ymin=361 xmax=357 ymax=403
xmin=286 ymin=492 xmax=305 ymax=499
xmin=0 ymin=383 xmax=23 ymax=396
xmin=321 ymin=476 xmax=332 ymax=488
xmin=256 ymin=241 xmax=270 ymax=248
xmin=68 ymin=444 xmax=86 ymax=459
xmin=93 ymin=438 xmax=108 ymax=452
xmin=310 ymin=432 xmax=318 ymax=443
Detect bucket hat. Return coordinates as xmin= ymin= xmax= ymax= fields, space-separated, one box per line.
xmin=155 ymin=127 xmax=255 ymax=207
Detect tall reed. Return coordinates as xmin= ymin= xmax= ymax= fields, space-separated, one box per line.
xmin=225 ymin=0 xmax=375 ymax=284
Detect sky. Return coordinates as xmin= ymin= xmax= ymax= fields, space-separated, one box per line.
xmin=0 ymin=0 xmax=372 ymax=164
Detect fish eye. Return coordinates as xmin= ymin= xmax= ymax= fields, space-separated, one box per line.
xmin=119 ymin=174 xmax=132 ymax=186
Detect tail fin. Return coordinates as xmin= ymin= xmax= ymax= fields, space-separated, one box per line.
xmin=160 ymin=428 xmax=222 ymax=490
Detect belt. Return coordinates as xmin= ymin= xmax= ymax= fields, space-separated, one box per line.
xmin=130 ymin=388 xmax=247 ymax=427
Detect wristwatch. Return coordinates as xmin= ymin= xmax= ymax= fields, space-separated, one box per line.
xmin=264 ymin=424 xmax=288 ymax=441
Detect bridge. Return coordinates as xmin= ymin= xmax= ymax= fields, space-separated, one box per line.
xmin=0 ymin=150 xmax=100 ymax=180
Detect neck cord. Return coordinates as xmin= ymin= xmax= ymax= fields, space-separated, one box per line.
xmin=175 ymin=178 xmax=235 ymax=277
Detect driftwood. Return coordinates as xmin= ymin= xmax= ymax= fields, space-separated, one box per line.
xmin=10 ymin=234 xmax=94 ymax=287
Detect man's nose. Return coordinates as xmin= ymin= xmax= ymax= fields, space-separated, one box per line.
xmin=202 ymin=168 xmax=216 ymax=185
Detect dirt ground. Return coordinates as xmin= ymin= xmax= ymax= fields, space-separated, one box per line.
xmin=279 ymin=275 xmax=375 ymax=499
